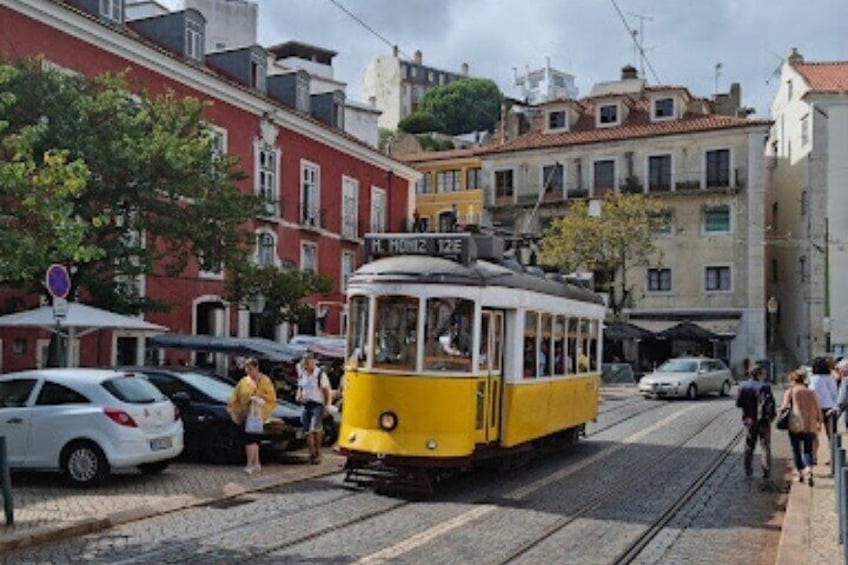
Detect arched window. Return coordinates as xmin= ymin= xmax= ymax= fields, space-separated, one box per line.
xmin=257 ymin=232 xmax=276 ymax=266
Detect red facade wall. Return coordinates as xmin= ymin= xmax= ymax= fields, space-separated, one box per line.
xmin=0 ymin=3 xmax=411 ymax=372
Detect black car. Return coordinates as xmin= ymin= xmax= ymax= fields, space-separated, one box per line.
xmin=121 ymin=367 xmax=305 ymax=463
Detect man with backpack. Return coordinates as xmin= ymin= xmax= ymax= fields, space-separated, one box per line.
xmin=736 ymin=365 xmax=776 ymax=480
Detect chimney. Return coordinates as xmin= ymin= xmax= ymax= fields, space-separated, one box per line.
xmin=730 ymin=82 xmax=741 ymax=108
xmin=392 ymin=45 xmax=399 ymax=58
xmin=788 ymin=47 xmax=804 ymax=65
xmin=414 ymin=49 xmax=422 ymax=64
xmin=461 ymin=62 xmax=469 ymax=77
xmin=621 ymin=65 xmax=638 ymax=80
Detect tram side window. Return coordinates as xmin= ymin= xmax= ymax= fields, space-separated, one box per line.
xmin=424 ymin=297 xmax=473 ymax=371
xmin=347 ymin=295 xmax=369 ymax=368
xmin=567 ymin=318 xmax=579 ymax=374
xmin=588 ymin=319 xmax=599 ymax=371
xmin=540 ymin=313 xmax=552 ymax=377
xmin=523 ymin=311 xmax=537 ymax=379
xmin=579 ymin=319 xmax=591 ymax=373
xmin=554 ymin=316 xmax=566 ymax=376
xmin=478 ymin=314 xmax=489 ymax=372
xmin=374 ymin=296 xmax=418 ymax=371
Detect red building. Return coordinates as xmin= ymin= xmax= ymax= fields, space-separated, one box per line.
xmin=0 ymin=0 xmax=418 ymax=373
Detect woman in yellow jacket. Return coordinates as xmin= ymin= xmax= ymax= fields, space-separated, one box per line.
xmin=227 ymin=357 xmax=276 ymax=474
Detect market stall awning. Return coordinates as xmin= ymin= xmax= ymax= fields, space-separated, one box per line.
xmin=147 ymin=334 xmax=305 ymax=362
xmin=656 ymin=321 xmax=720 ymax=341
xmin=0 ymin=303 xmax=167 ymax=337
xmin=604 ymin=321 xmax=654 ymax=341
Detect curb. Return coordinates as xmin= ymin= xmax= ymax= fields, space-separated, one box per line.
xmin=775 ymin=479 xmax=809 ymax=565
xmin=0 ymin=457 xmax=345 ymax=555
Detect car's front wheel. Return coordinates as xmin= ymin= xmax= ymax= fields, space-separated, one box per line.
xmin=61 ymin=440 xmax=109 ymax=488
xmin=686 ymin=384 xmax=698 ymax=400
xmin=720 ymin=380 xmax=732 ymax=397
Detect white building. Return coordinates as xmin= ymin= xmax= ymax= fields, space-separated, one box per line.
xmin=767 ymin=48 xmax=848 ymax=362
xmin=181 ymin=0 xmax=257 ymax=52
xmin=514 ymin=59 xmax=578 ymax=104
xmin=362 ymin=47 xmax=469 ymax=131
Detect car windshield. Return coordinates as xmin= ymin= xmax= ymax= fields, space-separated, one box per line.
xmin=657 ymin=360 xmax=698 ymax=373
xmin=102 ymin=375 xmax=166 ymax=404
xmin=179 ymin=372 xmax=234 ymax=403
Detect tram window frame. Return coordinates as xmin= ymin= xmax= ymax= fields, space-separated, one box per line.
xmin=588 ymin=319 xmax=599 ymax=372
xmin=579 ymin=319 xmax=592 ymax=373
xmin=478 ymin=313 xmax=490 ymax=372
xmin=567 ymin=318 xmax=579 ymax=374
xmin=423 ymin=297 xmax=474 ymax=373
xmin=523 ymin=311 xmax=538 ymax=379
xmin=554 ymin=316 xmax=566 ymax=376
xmin=346 ymin=295 xmax=370 ymax=369
xmin=373 ymin=295 xmax=419 ymax=372
xmin=540 ymin=313 xmax=553 ymax=377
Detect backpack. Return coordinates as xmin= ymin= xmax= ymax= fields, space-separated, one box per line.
xmin=758 ymin=387 xmax=777 ymax=423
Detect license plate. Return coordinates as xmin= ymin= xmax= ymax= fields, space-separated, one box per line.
xmin=150 ymin=437 xmax=172 ymax=451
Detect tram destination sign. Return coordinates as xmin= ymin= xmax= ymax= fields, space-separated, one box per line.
xmin=365 ymin=233 xmax=476 ymax=265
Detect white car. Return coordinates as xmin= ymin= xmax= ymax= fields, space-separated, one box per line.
xmin=1 ymin=369 xmax=183 ymax=487
xmin=638 ymin=357 xmax=733 ymax=400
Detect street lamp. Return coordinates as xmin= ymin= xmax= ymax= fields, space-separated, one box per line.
xmin=767 ymin=296 xmax=779 ymax=383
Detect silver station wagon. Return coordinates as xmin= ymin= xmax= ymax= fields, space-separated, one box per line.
xmin=638 ymin=357 xmax=733 ymax=400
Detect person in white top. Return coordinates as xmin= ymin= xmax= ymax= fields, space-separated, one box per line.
xmin=296 ymin=352 xmax=332 ymax=464
xmin=808 ymin=357 xmax=839 ymax=463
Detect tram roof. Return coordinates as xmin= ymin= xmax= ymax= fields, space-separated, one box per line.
xmin=349 ymin=255 xmax=605 ymax=305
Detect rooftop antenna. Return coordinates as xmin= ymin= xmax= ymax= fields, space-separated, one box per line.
xmin=627 ymin=11 xmax=653 ymax=79
xmin=714 ymin=62 xmax=722 ymax=95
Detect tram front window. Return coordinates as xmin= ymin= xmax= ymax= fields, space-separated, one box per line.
xmin=374 ymin=296 xmax=418 ymax=371
xmin=424 ymin=297 xmax=473 ymax=372
xmin=347 ymin=295 xmax=369 ymax=368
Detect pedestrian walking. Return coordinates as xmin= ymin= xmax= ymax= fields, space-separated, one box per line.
xmin=808 ymin=357 xmax=838 ymax=462
xmin=736 ymin=365 xmax=776 ymax=480
xmin=296 ymin=352 xmax=332 ymax=464
xmin=834 ymin=359 xmax=848 ymax=431
xmin=780 ymin=369 xmax=822 ymax=486
xmin=227 ymin=357 xmax=276 ymax=475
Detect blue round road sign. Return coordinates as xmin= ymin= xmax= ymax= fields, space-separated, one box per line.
xmin=46 ymin=264 xmax=71 ymax=299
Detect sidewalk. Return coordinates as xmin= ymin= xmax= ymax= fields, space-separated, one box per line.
xmin=0 ymin=448 xmax=344 ymax=554
xmin=776 ymin=433 xmax=842 ymax=565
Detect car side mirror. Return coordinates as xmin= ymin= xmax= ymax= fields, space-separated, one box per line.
xmin=171 ymin=391 xmax=191 ymax=406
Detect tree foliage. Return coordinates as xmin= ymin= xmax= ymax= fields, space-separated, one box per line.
xmin=0 ymin=59 xmax=262 ymax=313
xmin=397 ymin=112 xmax=445 ymax=134
xmin=405 ymin=78 xmax=503 ymax=136
xmin=416 ymin=134 xmax=454 ymax=152
xmin=541 ymin=193 xmax=666 ymax=318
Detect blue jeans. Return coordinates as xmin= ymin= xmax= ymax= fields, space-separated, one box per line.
xmin=788 ymin=431 xmax=816 ymax=471
xmin=302 ymin=401 xmax=324 ymax=433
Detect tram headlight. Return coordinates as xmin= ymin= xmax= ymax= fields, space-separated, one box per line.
xmin=378 ymin=411 xmax=398 ymax=431
xmin=426 ymin=439 xmax=438 ymax=450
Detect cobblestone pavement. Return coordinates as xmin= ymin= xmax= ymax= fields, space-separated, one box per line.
xmin=3 ymin=388 xmax=815 ymax=564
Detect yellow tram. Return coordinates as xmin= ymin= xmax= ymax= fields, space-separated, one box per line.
xmin=337 ymin=233 xmax=605 ymax=490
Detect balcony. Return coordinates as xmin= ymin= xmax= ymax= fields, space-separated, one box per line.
xmin=258 ymin=198 xmax=279 ymax=218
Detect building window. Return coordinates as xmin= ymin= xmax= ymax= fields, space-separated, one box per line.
xmin=342 ymin=251 xmax=355 ymax=290
xmin=99 ymin=0 xmax=122 ymax=23
xmin=787 ymin=79 xmax=793 ymax=101
xmin=542 ymin=163 xmax=564 ymax=194
xmin=256 ymin=145 xmax=278 ymax=213
xmin=466 ymin=167 xmax=482 ymax=190
xmin=428 ymin=71 xmax=434 ymax=82
xmin=370 ymin=187 xmax=386 ymax=233
xmin=296 ymin=73 xmax=310 ymax=112
xmin=705 ymin=266 xmax=731 ymax=291
xmin=185 ymin=18 xmax=204 ymax=62
xmin=547 ymin=110 xmax=567 ymax=130
xmin=598 ymin=104 xmax=618 ymax=126
xmin=801 ymin=114 xmax=810 ymax=147
xmin=416 ymin=172 xmax=432 ymax=194
xmin=704 ymin=205 xmax=731 ymax=233
xmin=301 ymin=242 xmax=317 ymax=272
xmin=250 ymin=52 xmax=266 ymax=92
xmin=705 ymin=149 xmax=731 ymax=187
xmin=436 ymin=170 xmax=460 ymax=193
xmin=12 ymin=338 xmax=26 ymax=354
xmin=593 ymin=159 xmax=615 ymax=196
xmin=208 ymin=126 xmax=227 ymax=160
xmin=341 ymin=176 xmax=358 ymax=239
xmin=653 ymin=210 xmax=673 ymax=236
xmin=495 ymin=169 xmax=514 ymax=198
xmin=257 ymin=232 xmax=276 ymax=266
xmin=647 ymin=268 xmax=672 ymax=292
xmin=301 ymin=161 xmax=320 ymax=227
xmin=653 ymin=98 xmax=674 ymax=119
xmin=648 ymin=154 xmax=672 ymax=192
xmin=771 ymin=258 xmax=779 ymax=283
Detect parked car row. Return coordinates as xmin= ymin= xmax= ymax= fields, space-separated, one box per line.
xmin=0 ymin=367 xmax=341 ymax=487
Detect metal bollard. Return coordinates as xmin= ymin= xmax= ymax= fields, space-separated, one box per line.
xmin=0 ymin=437 xmax=12 ymax=527
xmin=840 ymin=449 xmax=848 ymax=545
xmin=837 ymin=438 xmax=844 ymax=515
xmin=843 ymin=467 xmax=848 ymax=561
xmin=832 ymin=417 xmax=839 ymax=477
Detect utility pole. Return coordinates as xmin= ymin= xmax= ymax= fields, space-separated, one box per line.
xmin=627 ymin=12 xmax=653 ymax=79
xmin=714 ymin=62 xmax=723 ymax=96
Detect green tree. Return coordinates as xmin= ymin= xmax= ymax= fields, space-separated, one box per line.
xmin=397 ymin=112 xmax=445 ymax=134
xmin=415 ymin=78 xmax=503 ymax=135
xmin=541 ymin=193 xmax=666 ymax=319
xmin=416 ymin=134 xmax=454 ymax=152
xmin=0 ymin=58 xmax=261 ymax=313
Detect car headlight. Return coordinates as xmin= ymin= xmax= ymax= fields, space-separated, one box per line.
xmin=378 ymin=411 xmax=398 ymax=431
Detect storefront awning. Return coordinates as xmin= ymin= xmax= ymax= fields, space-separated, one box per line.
xmin=628 ymin=320 xmax=680 ymax=335
xmin=604 ymin=321 xmax=655 ymax=341
xmin=147 ymin=334 xmax=305 ymax=362
xmin=656 ymin=321 xmax=719 ymax=340
xmin=692 ymin=319 xmax=740 ymax=337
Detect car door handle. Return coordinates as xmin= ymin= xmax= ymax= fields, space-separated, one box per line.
xmin=6 ymin=417 xmax=23 ymax=424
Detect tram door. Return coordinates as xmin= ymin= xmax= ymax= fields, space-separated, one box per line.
xmin=480 ymin=311 xmax=504 ymax=443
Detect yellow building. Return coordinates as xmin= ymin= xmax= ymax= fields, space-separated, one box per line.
xmin=400 ymin=148 xmax=484 ymax=232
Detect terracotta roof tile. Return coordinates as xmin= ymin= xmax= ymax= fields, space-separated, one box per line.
xmin=793 ymin=62 xmax=848 ymax=93
xmin=398 ymin=147 xmax=480 ymax=163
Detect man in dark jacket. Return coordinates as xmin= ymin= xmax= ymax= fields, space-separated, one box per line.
xmin=736 ymin=365 xmax=776 ymax=479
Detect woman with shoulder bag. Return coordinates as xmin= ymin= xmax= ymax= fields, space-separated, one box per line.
xmin=227 ymin=357 xmax=276 ymax=475
xmin=779 ymin=369 xmax=822 ymax=486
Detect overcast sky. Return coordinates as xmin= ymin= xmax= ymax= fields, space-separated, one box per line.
xmin=167 ymin=0 xmax=847 ymax=118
